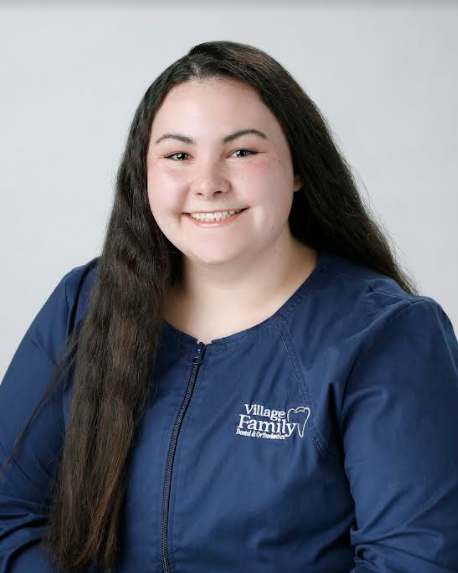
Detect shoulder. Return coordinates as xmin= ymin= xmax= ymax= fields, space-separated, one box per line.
xmin=39 ymin=257 xmax=99 ymax=338
xmin=318 ymin=249 xmax=420 ymax=303
xmin=312 ymin=250 xmax=452 ymax=352
xmin=49 ymin=255 xmax=101 ymax=337
xmin=63 ymin=255 xmax=100 ymax=310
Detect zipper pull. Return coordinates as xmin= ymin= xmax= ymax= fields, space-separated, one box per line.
xmin=193 ymin=341 xmax=206 ymax=365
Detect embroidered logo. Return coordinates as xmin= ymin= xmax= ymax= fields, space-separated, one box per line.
xmin=235 ymin=403 xmax=311 ymax=441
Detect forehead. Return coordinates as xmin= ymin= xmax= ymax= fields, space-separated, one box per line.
xmin=150 ymin=79 xmax=278 ymax=136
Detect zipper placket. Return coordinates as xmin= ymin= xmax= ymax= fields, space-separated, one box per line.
xmin=161 ymin=341 xmax=207 ymax=573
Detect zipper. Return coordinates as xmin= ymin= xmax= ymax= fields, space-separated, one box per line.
xmin=161 ymin=341 xmax=207 ymax=573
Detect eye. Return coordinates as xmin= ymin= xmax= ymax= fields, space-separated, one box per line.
xmin=231 ymin=149 xmax=257 ymax=158
xmin=164 ymin=149 xmax=257 ymax=161
xmin=164 ymin=152 xmax=189 ymax=161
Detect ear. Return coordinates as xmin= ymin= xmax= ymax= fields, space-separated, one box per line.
xmin=293 ymin=173 xmax=303 ymax=193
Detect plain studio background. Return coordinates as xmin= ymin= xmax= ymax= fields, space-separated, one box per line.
xmin=0 ymin=0 xmax=457 ymax=381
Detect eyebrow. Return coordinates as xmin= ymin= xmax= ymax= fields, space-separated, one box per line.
xmin=154 ymin=128 xmax=268 ymax=146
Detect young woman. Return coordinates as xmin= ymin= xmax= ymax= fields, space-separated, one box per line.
xmin=1 ymin=40 xmax=457 ymax=573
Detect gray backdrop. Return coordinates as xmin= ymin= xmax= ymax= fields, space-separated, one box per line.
xmin=1 ymin=1 xmax=457 ymax=380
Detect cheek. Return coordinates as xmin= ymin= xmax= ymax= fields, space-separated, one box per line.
xmin=147 ymin=171 xmax=180 ymax=216
xmin=247 ymin=157 xmax=294 ymax=212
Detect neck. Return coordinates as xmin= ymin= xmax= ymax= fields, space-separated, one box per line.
xmin=166 ymin=231 xmax=318 ymax=321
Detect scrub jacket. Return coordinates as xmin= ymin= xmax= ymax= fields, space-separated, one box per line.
xmin=1 ymin=249 xmax=458 ymax=572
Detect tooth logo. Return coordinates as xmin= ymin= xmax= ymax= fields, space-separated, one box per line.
xmin=287 ymin=406 xmax=311 ymax=438
xmin=235 ymin=403 xmax=312 ymax=441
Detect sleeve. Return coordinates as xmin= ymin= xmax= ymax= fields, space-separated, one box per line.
xmin=342 ymin=299 xmax=458 ymax=573
xmin=0 ymin=269 xmax=74 ymax=572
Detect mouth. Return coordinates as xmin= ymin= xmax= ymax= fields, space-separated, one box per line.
xmin=184 ymin=208 xmax=248 ymax=215
xmin=184 ymin=207 xmax=249 ymax=227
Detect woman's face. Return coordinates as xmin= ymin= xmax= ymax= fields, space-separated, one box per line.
xmin=146 ymin=78 xmax=302 ymax=267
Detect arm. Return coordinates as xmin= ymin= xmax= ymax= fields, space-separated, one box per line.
xmin=0 ymin=270 xmax=73 ymax=572
xmin=342 ymin=300 xmax=458 ymax=573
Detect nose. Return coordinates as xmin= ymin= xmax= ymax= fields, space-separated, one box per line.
xmin=190 ymin=161 xmax=231 ymax=198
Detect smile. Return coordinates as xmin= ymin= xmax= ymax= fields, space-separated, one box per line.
xmin=184 ymin=208 xmax=248 ymax=227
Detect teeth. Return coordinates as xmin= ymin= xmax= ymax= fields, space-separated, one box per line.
xmin=190 ymin=209 xmax=242 ymax=221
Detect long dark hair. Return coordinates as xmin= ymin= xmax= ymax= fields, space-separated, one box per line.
xmin=0 ymin=40 xmax=420 ymax=572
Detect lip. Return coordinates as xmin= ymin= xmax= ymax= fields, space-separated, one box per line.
xmin=185 ymin=208 xmax=247 ymax=214
xmin=184 ymin=208 xmax=248 ymax=227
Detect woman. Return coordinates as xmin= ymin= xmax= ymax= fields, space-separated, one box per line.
xmin=1 ymin=40 xmax=457 ymax=573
